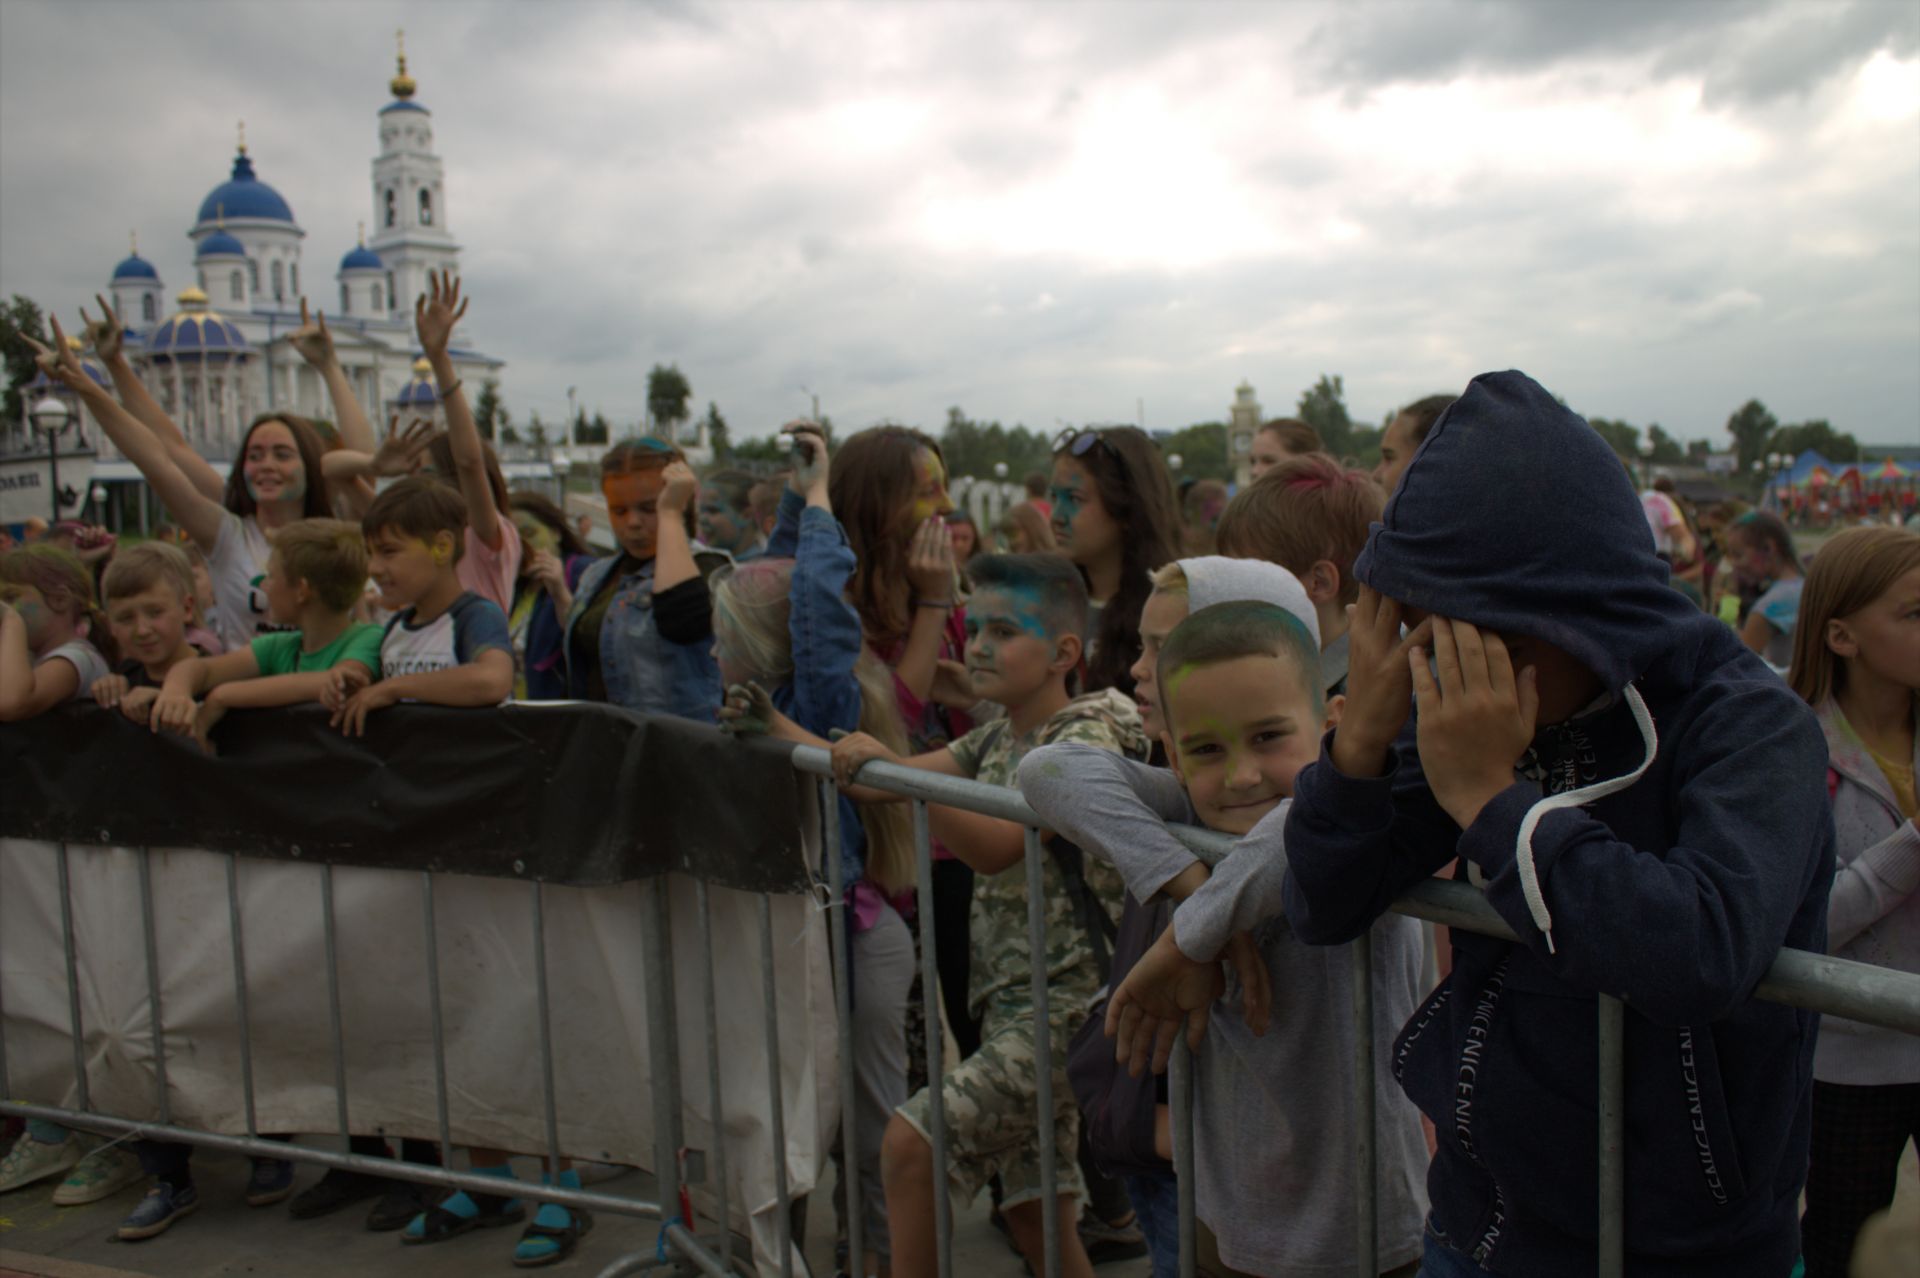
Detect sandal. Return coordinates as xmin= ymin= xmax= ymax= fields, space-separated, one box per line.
xmin=400 ymin=1192 xmax=525 ymax=1245
xmin=512 ymin=1207 xmax=594 ymax=1267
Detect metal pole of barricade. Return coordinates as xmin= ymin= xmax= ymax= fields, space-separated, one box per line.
xmin=320 ymin=863 xmax=350 ymax=1139
xmin=421 ymin=872 xmax=453 ymax=1164
xmin=226 ymin=853 xmax=257 ymax=1135
xmin=821 ymin=777 xmax=861 ymax=1276
xmin=757 ymin=893 xmax=793 ymax=1278
xmin=1352 ymin=929 xmax=1377 ymax=1277
xmin=642 ymin=879 xmax=685 ymax=1225
xmin=1024 ymin=826 xmax=1061 ymax=1277
xmin=693 ymin=877 xmax=735 ymax=1273
xmin=1597 ymin=994 xmax=1625 ymax=1278
xmin=1171 ymin=1036 xmax=1196 ymax=1278
xmin=138 ymin=847 xmax=170 ymax=1125
xmin=910 ymin=798 xmax=954 ymax=1278
xmin=531 ymin=881 xmax=563 ymax=1178
xmin=55 ymin=842 xmax=89 ymax=1114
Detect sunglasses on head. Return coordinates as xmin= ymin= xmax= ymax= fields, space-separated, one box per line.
xmin=1053 ymin=428 xmax=1115 ymax=459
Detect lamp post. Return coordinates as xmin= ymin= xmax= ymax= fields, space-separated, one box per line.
xmin=29 ymin=395 xmax=75 ymax=523
xmin=1168 ymin=453 xmax=1184 ymax=474
xmin=1637 ymin=438 xmax=1655 ymax=489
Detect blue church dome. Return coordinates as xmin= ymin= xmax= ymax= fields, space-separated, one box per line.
xmin=396 ymin=358 xmax=438 ymax=409
xmin=196 ymin=229 xmax=247 ymax=259
xmin=197 ymin=151 xmax=295 ymax=225
xmin=339 ymin=243 xmax=384 ymax=272
xmin=112 ymin=252 xmax=160 ymax=282
xmin=145 ymin=289 xmax=251 ymax=362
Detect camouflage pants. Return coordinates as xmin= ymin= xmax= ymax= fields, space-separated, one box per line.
xmin=895 ymin=984 xmax=1090 ymax=1209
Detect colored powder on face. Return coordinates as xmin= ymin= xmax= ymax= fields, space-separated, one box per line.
xmin=909 ymin=448 xmax=950 ymax=524
xmin=968 ymin=586 xmax=1053 ymax=639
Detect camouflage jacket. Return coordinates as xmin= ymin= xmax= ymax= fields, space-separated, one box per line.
xmin=948 ymin=689 xmax=1147 ymax=1018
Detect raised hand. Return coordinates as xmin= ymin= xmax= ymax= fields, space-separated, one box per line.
xmin=905 ymin=516 xmax=956 ymax=601
xmin=1331 ymin=585 xmax=1433 ymax=778
xmin=371 ymin=416 xmax=444 ymax=477
xmin=718 ymin=681 xmax=776 ymax=737
xmin=289 ymin=298 xmax=338 ymax=369
xmin=26 ymin=316 xmax=101 ymax=398
xmin=526 ymin=548 xmax=569 ymax=597
xmin=414 ymin=269 xmax=467 ymax=359
xmin=930 ymin=658 xmax=977 ymax=711
xmin=784 ymin=421 xmax=829 ymax=497
xmin=80 ymin=294 xmax=125 ymax=362
xmin=659 ymin=461 xmax=698 ymax=516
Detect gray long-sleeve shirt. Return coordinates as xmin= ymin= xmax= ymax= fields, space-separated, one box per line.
xmin=1019 ymin=742 xmax=1430 ymax=1278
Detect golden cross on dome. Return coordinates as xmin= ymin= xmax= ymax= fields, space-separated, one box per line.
xmin=237 ymin=120 xmax=247 ymax=155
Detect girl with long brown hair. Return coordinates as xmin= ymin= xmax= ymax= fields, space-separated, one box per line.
xmin=1785 ymin=526 xmax=1920 ymax=1277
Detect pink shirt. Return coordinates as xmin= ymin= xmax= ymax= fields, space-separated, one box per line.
xmin=457 ymin=512 xmax=523 ymax=615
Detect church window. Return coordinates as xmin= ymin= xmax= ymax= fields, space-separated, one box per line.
xmin=142 ymin=294 xmax=156 ymax=323
xmin=386 ymin=272 xmax=396 ymax=307
xmin=341 ymin=283 xmax=350 ymax=314
xmin=271 ymin=260 xmax=284 ymax=300
xmin=385 ymin=189 xmax=396 ymax=228
xmin=290 ymin=264 xmax=299 ymax=297
xmin=372 ymin=283 xmax=384 ymax=312
xmin=230 ymin=271 xmax=243 ymax=302
xmin=249 ymin=260 xmax=259 ymax=290
xmin=419 ymin=189 xmax=433 ymax=226
xmin=197 ymin=270 xmax=207 ymax=292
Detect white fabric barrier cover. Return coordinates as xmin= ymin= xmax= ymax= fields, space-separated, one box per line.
xmin=0 ymin=838 xmax=836 ymax=1276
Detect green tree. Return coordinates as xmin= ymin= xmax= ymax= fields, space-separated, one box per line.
xmin=1 ymin=295 xmax=51 ymax=424
xmin=938 ymin=406 xmax=1052 ymax=478
xmin=1646 ymin=424 xmax=1685 ymax=465
xmin=528 ymin=412 xmax=548 ymax=450
xmin=1296 ymin=374 xmax=1353 ymax=457
xmin=647 ymin=364 xmax=692 ymax=437
xmin=1769 ymin=419 xmax=1860 ymax=463
xmin=1586 ymin=417 xmax=1641 ymax=459
xmin=1159 ymin=422 xmax=1231 ymax=482
xmin=728 ymin=434 xmax=790 ymax=467
xmin=587 ymin=412 xmax=611 ymax=445
xmin=1724 ymin=399 xmax=1778 ymax=472
xmin=499 ymin=409 xmax=521 ymax=446
xmin=471 ymin=377 xmax=503 ymax=441
xmin=702 ymin=402 xmax=729 ymax=460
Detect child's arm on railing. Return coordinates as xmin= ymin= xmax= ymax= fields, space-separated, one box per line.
xmin=0 ymin=603 xmax=79 ymax=721
xmin=332 ymin=649 xmax=512 ymax=737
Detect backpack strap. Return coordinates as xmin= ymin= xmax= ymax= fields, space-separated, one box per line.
xmin=1043 ymin=833 xmax=1116 ymax=983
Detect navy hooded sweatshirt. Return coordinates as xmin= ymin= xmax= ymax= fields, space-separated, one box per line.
xmin=1281 ymin=371 xmax=1834 ymax=1277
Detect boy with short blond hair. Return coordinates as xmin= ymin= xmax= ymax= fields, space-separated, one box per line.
xmin=150 ymin=518 xmax=382 ymax=750
xmin=829 ymin=551 xmax=1145 ymax=1278
xmin=92 ymin=541 xmax=206 ymax=721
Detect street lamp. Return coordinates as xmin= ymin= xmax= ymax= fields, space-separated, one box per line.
xmin=29 ymin=395 xmax=74 ymax=523
xmin=1168 ymin=453 xmax=1184 ymax=473
xmin=1637 ymin=438 xmax=1656 ymax=488
xmin=993 ymin=461 xmax=1009 ymax=479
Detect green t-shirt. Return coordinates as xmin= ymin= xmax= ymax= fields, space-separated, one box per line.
xmin=250 ymin=623 xmax=384 ymax=677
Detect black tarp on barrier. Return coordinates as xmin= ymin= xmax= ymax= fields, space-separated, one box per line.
xmin=0 ymin=702 xmax=814 ymax=894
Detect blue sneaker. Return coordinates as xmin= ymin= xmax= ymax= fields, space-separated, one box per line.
xmin=245 ymin=1157 xmax=294 ymax=1206
xmin=119 ymin=1182 xmax=199 ymax=1240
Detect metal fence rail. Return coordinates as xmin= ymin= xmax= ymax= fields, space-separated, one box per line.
xmin=5 ymin=739 xmax=1919 ymax=1278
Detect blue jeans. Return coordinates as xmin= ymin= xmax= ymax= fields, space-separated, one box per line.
xmin=1125 ymin=1169 xmax=1180 ymax=1278
xmin=1418 ymin=1230 xmax=1497 ymax=1278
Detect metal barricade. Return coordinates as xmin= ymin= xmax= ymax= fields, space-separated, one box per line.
xmin=6 ymin=728 xmax=1920 ymax=1278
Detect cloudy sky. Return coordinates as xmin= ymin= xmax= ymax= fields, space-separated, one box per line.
xmin=3 ymin=0 xmax=1916 ymax=447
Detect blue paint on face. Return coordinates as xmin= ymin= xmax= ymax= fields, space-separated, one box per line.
xmin=1048 ymin=485 xmax=1082 ymax=526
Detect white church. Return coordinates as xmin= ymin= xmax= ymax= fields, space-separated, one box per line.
xmin=86 ymin=40 xmax=501 ymax=467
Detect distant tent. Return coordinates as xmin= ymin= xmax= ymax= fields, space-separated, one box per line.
xmin=1866 ymin=457 xmax=1914 ymax=481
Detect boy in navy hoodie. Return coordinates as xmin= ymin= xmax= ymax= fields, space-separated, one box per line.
xmin=1277 ymin=371 xmax=1833 ymax=1277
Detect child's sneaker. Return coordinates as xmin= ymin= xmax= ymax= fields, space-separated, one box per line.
xmin=118 ymin=1182 xmax=199 ymax=1240
xmin=50 ymin=1145 xmax=144 ymax=1205
xmin=0 ymin=1132 xmax=83 ymax=1194
xmin=245 ymin=1157 xmax=295 ymax=1206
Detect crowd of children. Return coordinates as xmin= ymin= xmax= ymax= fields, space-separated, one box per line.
xmin=2 ymin=321 xmax=1916 ymax=1278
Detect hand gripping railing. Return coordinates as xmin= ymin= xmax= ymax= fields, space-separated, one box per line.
xmin=782 ymin=744 xmax=1920 ymax=1278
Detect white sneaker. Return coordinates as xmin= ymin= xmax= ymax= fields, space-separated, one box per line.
xmin=52 ymin=1144 xmax=146 ymax=1205
xmin=0 ymin=1131 xmax=84 ymax=1194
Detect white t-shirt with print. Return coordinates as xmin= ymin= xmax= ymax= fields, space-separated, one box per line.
xmin=379 ymin=592 xmax=513 ymax=696
xmin=206 ymin=511 xmax=296 ymax=651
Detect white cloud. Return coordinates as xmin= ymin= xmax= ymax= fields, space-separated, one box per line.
xmin=0 ymin=0 xmax=1914 ymax=444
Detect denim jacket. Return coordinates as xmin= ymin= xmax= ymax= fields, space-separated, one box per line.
xmin=765 ymin=489 xmax=868 ymax=890
xmin=561 ymin=553 xmax=722 ymax=723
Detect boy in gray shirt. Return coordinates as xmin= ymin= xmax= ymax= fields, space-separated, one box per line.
xmin=1022 ymin=599 xmax=1428 ymax=1277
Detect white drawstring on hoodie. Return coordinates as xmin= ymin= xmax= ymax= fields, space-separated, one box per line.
xmin=1493 ymin=683 xmax=1660 ymax=955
